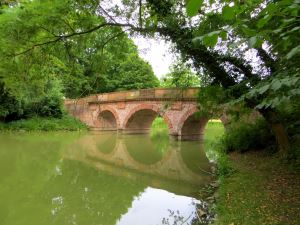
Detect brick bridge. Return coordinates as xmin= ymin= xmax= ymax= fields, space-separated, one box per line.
xmin=64 ymin=88 xmax=209 ymax=140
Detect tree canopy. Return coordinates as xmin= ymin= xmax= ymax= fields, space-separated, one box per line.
xmin=89 ymin=0 xmax=298 ymax=152
xmin=0 ymin=0 xmax=159 ymax=121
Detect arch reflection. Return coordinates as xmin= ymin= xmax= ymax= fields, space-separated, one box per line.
xmin=179 ymin=142 xmax=211 ymax=174
xmin=65 ymin=132 xmax=213 ymax=196
xmin=124 ymin=134 xmax=169 ymax=165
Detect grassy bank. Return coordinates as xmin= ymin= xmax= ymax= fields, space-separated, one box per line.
xmin=202 ymin=120 xmax=300 ymax=225
xmin=215 ymin=152 xmax=300 ymax=225
xmin=0 ymin=115 xmax=88 ymax=132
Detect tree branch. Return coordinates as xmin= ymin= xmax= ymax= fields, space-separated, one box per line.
xmin=139 ymin=0 xmax=142 ymax=27
xmin=12 ymin=22 xmax=158 ymax=57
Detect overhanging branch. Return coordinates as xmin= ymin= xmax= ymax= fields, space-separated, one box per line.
xmin=12 ymin=22 xmax=160 ymax=57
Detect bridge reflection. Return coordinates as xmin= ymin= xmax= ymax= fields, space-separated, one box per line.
xmin=64 ymin=132 xmax=212 ymax=196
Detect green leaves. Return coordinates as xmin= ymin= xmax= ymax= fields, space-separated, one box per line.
xmin=286 ymin=45 xmax=300 ymax=59
xmin=193 ymin=30 xmax=229 ymax=47
xmin=244 ymin=73 xmax=300 ymax=109
xmin=203 ymin=31 xmax=219 ymax=47
xmin=257 ymin=15 xmax=272 ymax=28
xmin=186 ymin=0 xmax=204 ymax=17
xmin=248 ymin=36 xmax=263 ymax=48
xmin=222 ymin=5 xmax=237 ymax=20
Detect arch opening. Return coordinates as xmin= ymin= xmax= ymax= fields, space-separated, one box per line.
xmin=96 ymin=110 xmax=118 ymax=131
xmin=180 ymin=113 xmax=208 ymax=141
xmin=124 ymin=109 xmax=159 ymax=134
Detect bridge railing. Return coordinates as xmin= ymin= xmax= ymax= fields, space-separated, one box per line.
xmin=89 ymin=88 xmax=199 ymax=103
xmin=64 ymin=88 xmax=199 ymax=105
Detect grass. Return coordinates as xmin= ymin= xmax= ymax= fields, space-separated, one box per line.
xmin=0 ymin=115 xmax=88 ymax=132
xmin=200 ymin=120 xmax=300 ymax=225
xmin=204 ymin=120 xmax=225 ymax=143
xmin=215 ymin=152 xmax=300 ymax=225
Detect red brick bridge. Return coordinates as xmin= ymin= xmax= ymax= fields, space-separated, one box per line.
xmin=64 ymin=88 xmax=209 ymax=140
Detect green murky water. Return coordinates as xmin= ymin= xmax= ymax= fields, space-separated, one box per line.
xmin=0 ymin=130 xmax=213 ymax=225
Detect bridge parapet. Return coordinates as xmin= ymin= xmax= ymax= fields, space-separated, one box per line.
xmin=90 ymin=88 xmax=199 ymax=103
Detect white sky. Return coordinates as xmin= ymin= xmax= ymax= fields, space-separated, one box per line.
xmin=131 ymin=37 xmax=175 ymax=79
xmin=99 ymin=0 xmax=175 ymax=79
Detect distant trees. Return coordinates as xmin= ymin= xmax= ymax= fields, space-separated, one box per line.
xmin=0 ymin=0 xmax=158 ymax=121
xmin=160 ymin=61 xmax=200 ymax=88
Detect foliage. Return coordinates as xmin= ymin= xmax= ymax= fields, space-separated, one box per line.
xmin=58 ymin=31 xmax=159 ymax=97
xmin=0 ymin=115 xmax=87 ymax=131
xmin=197 ymin=85 xmax=227 ymax=118
xmin=221 ymin=119 xmax=276 ymax=153
xmin=25 ymin=95 xmax=63 ymax=119
xmin=241 ymin=72 xmax=300 ymax=110
xmin=160 ymin=60 xmax=200 ymax=88
xmin=203 ymin=120 xmax=232 ymax=176
xmin=186 ymin=0 xmax=300 ymax=114
xmin=0 ymin=82 xmax=24 ymax=121
xmin=0 ymin=0 xmax=159 ymax=123
xmin=188 ymin=0 xmax=300 ymax=60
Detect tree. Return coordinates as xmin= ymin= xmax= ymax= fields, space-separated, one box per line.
xmin=160 ymin=60 xmax=200 ymax=88
xmin=0 ymin=0 xmax=159 ymax=121
xmin=95 ymin=0 xmax=298 ymax=152
xmin=185 ymin=0 xmax=300 ymax=152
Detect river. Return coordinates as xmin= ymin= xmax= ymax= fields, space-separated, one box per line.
xmin=0 ymin=127 xmax=216 ymax=225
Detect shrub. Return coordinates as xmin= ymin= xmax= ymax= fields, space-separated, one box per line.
xmin=0 ymin=82 xmax=24 ymax=122
xmin=221 ymin=119 xmax=276 ymax=153
xmin=25 ymin=95 xmax=63 ymax=119
xmin=2 ymin=115 xmax=87 ymax=131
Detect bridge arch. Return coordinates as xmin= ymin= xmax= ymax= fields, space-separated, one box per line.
xmin=122 ymin=104 xmax=172 ymax=134
xmin=95 ymin=106 xmax=120 ymax=130
xmin=178 ymin=107 xmax=208 ymax=140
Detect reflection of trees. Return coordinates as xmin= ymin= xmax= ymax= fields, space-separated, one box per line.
xmin=0 ymin=133 xmax=145 ymax=225
xmin=0 ymin=133 xmax=71 ymax=224
xmin=161 ymin=209 xmax=198 ymax=225
xmin=179 ymin=142 xmax=211 ymax=175
xmin=150 ymin=125 xmax=170 ymax=156
xmin=46 ymin=160 xmax=145 ymax=225
xmin=125 ymin=134 xmax=170 ymax=165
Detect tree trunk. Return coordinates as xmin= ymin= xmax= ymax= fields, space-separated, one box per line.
xmin=259 ymin=108 xmax=290 ymax=154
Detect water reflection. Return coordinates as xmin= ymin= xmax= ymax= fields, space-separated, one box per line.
xmin=0 ymin=132 xmax=212 ymax=225
xmin=65 ymin=132 xmax=212 ymax=192
xmin=116 ymin=187 xmax=200 ymax=225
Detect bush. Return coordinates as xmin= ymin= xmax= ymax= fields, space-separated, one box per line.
xmin=2 ymin=115 xmax=87 ymax=131
xmin=0 ymin=82 xmax=24 ymax=122
xmin=25 ymin=95 xmax=63 ymax=119
xmin=221 ymin=119 xmax=276 ymax=153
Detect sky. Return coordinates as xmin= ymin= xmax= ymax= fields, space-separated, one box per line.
xmin=99 ymin=0 xmax=176 ymax=79
xmin=131 ymin=37 xmax=175 ymax=79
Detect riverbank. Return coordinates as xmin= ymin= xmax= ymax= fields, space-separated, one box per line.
xmin=0 ymin=115 xmax=87 ymax=132
xmin=215 ymin=151 xmax=300 ymax=225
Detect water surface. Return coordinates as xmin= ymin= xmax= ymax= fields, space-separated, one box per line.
xmin=0 ymin=131 xmax=213 ymax=225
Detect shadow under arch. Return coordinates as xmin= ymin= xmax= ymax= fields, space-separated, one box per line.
xmin=95 ymin=107 xmax=120 ymax=131
xmin=178 ymin=108 xmax=209 ymax=141
xmin=123 ymin=104 xmax=172 ymax=134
